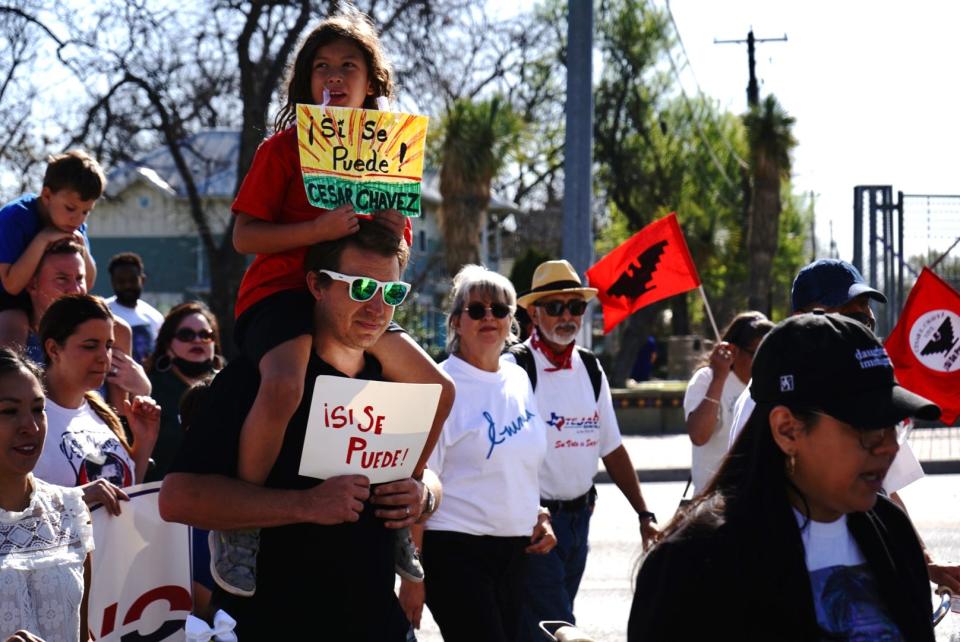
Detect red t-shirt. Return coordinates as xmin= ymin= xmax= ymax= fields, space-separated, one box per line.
xmin=232 ymin=127 xmax=413 ymax=318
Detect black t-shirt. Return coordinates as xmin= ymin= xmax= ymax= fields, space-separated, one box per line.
xmin=170 ymin=352 xmax=407 ymax=640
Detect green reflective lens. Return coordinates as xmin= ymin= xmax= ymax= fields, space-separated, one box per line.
xmin=382 ymin=282 xmax=409 ymax=306
xmin=350 ymin=278 xmax=379 ymax=302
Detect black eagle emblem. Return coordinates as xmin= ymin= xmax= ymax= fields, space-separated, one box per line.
xmin=921 ymin=317 xmax=958 ymax=356
xmin=607 ymin=241 xmax=668 ymax=299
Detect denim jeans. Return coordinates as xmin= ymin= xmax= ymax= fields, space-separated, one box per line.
xmin=521 ymin=503 xmax=592 ymax=642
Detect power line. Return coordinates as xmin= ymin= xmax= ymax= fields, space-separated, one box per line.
xmin=663 ymin=0 xmax=747 ymax=169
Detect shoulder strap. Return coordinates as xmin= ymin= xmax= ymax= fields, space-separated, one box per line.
xmin=576 ymin=347 xmax=603 ymax=401
xmin=507 ymin=342 xmax=538 ymax=392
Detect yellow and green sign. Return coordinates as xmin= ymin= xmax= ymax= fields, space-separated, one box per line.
xmin=296 ymin=104 xmax=429 ymax=216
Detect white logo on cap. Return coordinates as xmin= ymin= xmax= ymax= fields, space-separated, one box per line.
xmin=909 ymin=309 xmax=960 ymax=373
xmin=854 ymin=347 xmax=891 ymax=370
xmin=780 ymin=375 xmax=794 ymax=392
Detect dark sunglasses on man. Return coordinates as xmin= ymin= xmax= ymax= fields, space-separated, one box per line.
xmin=534 ymin=299 xmax=588 ymax=317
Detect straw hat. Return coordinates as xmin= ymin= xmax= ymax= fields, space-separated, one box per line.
xmin=517 ymin=260 xmax=598 ymax=309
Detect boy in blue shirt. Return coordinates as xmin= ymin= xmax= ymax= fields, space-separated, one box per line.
xmin=0 ymin=150 xmax=104 ymax=348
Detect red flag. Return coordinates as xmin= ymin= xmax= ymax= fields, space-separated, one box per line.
xmin=586 ymin=212 xmax=701 ymax=334
xmin=884 ymin=268 xmax=960 ymax=425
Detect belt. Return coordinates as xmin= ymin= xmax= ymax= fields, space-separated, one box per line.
xmin=540 ymin=486 xmax=596 ymax=513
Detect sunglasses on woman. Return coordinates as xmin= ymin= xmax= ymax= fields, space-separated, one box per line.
xmin=812 ymin=411 xmax=912 ymax=451
xmin=317 ymin=269 xmax=411 ymax=306
xmin=174 ymin=328 xmax=216 ymax=343
xmin=462 ymin=302 xmax=511 ymax=320
xmin=534 ymin=299 xmax=588 ymax=317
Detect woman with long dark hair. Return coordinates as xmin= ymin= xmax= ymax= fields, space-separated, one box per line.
xmin=34 ymin=294 xmax=159 ymax=493
xmin=0 ymin=347 xmax=95 ymax=642
xmin=143 ymin=302 xmax=222 ymax=482
xmin=629 ymin=312 xmax=940 ymax=641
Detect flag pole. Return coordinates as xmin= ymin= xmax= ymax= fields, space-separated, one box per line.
xmin=698 ymin=285 xmax=722 ymax=342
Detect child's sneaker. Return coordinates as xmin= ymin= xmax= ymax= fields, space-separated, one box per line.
xmin=394 ymin=527 xmax=424 ymax=583
xmin=209 ymin=528 xmax=260 ymax=596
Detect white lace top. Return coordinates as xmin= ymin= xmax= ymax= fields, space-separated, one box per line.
xmin=0 ymin=476 xmax=94 ymax=642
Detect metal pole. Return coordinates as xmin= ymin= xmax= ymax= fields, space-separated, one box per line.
xmin=562 ymin=0 xmax=593 ymax=279
xmin=563 ymin=0 xmax=594 ymax=349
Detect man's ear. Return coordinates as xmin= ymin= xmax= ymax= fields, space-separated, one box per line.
xmin=525 ymin=305 xmax=538 ymax=326
xmin=306 ymin=271 xmax=325 ymax=301
xmin=769 ymin=405 xmax=806 ymax=455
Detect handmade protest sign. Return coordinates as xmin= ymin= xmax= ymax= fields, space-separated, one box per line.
xmin=299 ymin=376 xmax=441 ymax=484
xmin=296 ymin=104 xmax=429 ymax=216
xmin=89 ymin=482 xmax=193 ymax=642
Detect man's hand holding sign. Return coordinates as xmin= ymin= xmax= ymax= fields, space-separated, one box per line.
xmin=299 ymin=375 xmax=440 ymax=527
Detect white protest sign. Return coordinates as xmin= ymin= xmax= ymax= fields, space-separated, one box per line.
xmin=299 ymin=376 xmax=441 ymax=483
xmin=89 ymin=482 xmax=192 ymax=642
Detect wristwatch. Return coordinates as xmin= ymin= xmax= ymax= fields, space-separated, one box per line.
xmin=637 ymin=510 xmax=657 ymax=524
xmin=423 ymin=485 xmax=437 ymax=515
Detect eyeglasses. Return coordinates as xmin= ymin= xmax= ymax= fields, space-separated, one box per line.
xmin=462 ymin=302 xmax=511 ymax=320
xmin=812 ymin=411 xmax=912 ymax=451
xmin=174 ymin=328 xmax=215 ymax=343
xmin=534 ymin=299 xmax=588 ymax=317
xmin=317 ymin=269 xmax=410 ymax=306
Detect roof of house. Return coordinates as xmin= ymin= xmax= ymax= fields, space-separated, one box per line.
xmin=105 ymin=129 xmax=239 ymax=199
xmin=105 ymin=128 xmax=519 ymax=213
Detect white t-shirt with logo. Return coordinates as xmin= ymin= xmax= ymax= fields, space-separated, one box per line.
xmin=106 ymin=297 xmax=164 ymax=364
xmin=502 ymin=344 xmax=622 ymax=501
xmin=425 ymin=355 xmax=546 ymax=537
xmin=728 ymin=384 xmax=924 ymax=494
xmin=683 ymin=366 xmax=747 ymax=494
xmin=35 ymin=398 xmax=136 ymax=488
xmin=795 ymin=510 xmax=905 ymax=640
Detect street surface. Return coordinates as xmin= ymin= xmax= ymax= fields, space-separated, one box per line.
xmin=409 ymin=476 xmax=960 ymax=642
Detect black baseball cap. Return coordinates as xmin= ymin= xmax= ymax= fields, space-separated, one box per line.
xmin=750 ymin=312 xmax=940 ymax=429
xmin=791 ymin=259 xmax=887 ymax=312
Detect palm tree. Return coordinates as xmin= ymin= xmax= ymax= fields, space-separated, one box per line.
xmin=437 ymin=96 xmax=523 ymax=276
xmin=743 ymin=94 xmax=797 ymax=314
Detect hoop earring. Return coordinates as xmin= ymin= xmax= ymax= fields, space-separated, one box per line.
xmin=787 ymin=454 xmax=797 ymax=476
xmin=155 ymin=354 xmax=172 ymax=372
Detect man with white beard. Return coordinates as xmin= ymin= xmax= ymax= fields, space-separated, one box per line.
xmin=505 ymin=259 xmax=658 ymax=641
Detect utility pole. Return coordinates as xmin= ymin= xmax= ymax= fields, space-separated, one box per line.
xmin=562 ymin=0 xmax=593 ymax=281
xmin=715 ymin=29 xmax=787 ymax=108
xmin=562 ymin=0 xmax=594 ymax=348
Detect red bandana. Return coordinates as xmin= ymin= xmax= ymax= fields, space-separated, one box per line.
xmin=531 ymin=327 xmax=575 ymax=371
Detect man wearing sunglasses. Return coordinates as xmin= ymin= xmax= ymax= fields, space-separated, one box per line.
xmin=507 ymin=259 xmax=658 ymax=641
xmin=726 ymin=258 xmax=960 ymax=595
xmin=160 ymin=220 xmax=442 ymax=640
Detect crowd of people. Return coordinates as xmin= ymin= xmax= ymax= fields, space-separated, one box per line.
xmin=0 ymin=6 xmax=956 ymax=642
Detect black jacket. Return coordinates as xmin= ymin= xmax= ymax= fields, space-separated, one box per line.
xmin=628 ymin=495 xmax=934 ymax=641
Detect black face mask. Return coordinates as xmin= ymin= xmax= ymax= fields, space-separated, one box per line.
xmin=173 ymin=357 xmax=216 ymax=378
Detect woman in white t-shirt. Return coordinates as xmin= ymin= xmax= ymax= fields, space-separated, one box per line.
xmin=0 ymin=347 xmax=95 ymax=642
xmin=630 ymin=312 xmax=940 ymax=642
xmin=398 ymin=265 xmax=555 ymax=642
xmin=683 ymin=311 xmax=772 ymax=493
xmin=34 ymin=295 xmax=160 ymax=511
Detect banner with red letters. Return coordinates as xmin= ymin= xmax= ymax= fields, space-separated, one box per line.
xmin=299 ymin=377 xmax=442 ymax=483
xmin=89 ymin=482 xmax=192 ymax=642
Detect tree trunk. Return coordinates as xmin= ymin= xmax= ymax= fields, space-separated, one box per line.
xmin=208 ymin=243 xmax=247 ymax=359
xmin=610 ymin=304 xmax=660 ymax=387
xmin=746 ymin=167 xmax=781 ymax=315
xmin=670 ymin=293 xmax=690 ymax=336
